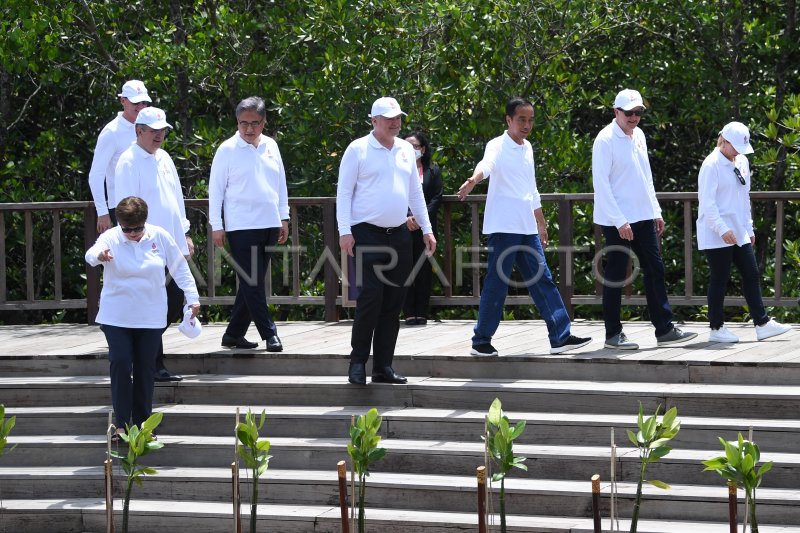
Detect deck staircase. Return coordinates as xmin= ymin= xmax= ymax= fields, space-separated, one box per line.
xmin=1 ymin=320 xmax=799 ymax=532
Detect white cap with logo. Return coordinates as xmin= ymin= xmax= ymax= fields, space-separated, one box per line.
xmin=720 ymin=121 xmax=754 ymax=155
xmin=613 ymin=89 xmax=646 ymax=111
xmin=369 ymin=97 xmax=407 ymax=119
xmin=135 ymin=107 xmax=173 ymax=129
xmin=118 ymin=80 xmax=152 ymax=104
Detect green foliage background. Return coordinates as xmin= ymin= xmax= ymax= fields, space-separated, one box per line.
xmin=1 ymin=0 xmax=798 ymax=323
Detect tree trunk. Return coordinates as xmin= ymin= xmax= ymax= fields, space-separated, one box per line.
xmin=358 ymin=474 xmax=366 ymax=533
xmin=169 ymin=0 xmax=192 ymax=137
xmin=630 ymin=461 xmax=647 ymax=533
xmin=123 ymin=477 xmax=134 ymax=533
xmin=499 ymin=478 xmax=507 ymax=533
xmin=250 ymin=467 xmax=258 ymax=533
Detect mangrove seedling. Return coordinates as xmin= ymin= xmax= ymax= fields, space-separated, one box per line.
xmin=484 ymin=398 xmax=527 ymax=533
xmin=347 ymin=408 xmax=386 ymax=533
xmin=703 ymin=433 xmax=773 ymax=533
xmin=236 ymin=409 xmax=272 ymax=533
xmin=627 ymin=402 xmax=680 ymax=533
xmin=110 ymin=412 xmax=164 ymax=533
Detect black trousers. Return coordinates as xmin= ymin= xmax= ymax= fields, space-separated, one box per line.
xmin=704 ymin=243 xmax=768 ymax=329
xmin=349 ymin=223 xmax=412 ymax=370
xmin=225 ymin=227 xmax=280 ymax=339
xmin=156 ymin=275 xmax=185 ymax=370
xmin=403 ymin=228 xmax=434 ymax=319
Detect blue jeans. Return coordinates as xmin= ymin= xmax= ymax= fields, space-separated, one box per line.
xmin=600 ymin=220 xmax=673 ymax=339
xmin=472 ymin=233 xmax=571 ymax=347
xmin=704 ymin=243 xmax=768 ymax=329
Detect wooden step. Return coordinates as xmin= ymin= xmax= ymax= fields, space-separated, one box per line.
xmin=1 ymin=498 xmax=797 ymax=532
xmin=8 ymin=404 xmax=800 ymax=453
xmin=2 ymin=466 xmax=799 ymax=523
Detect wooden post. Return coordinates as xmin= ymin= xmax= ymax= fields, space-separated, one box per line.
xmin=728 ymin=481 xmax=738 ymax=533
xmin=591 ymin=474 xmax=601 ymax=533
xmin=232 ymin=408 xmax=242 ymax=533
xmin=337 ymin=461 xmax=350 ymax=533
xmin=477 ymin=466 xmax=487 ymax=533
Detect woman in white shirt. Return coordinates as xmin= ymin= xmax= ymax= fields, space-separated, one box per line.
xmin=86 ymin=196 xmax=200 ymax=439
xmin=697 ymin=122 xmax=790 ymax=343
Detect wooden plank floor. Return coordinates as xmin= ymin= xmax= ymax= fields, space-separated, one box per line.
xmin=0 ymin=319 xmax=798 ymax=364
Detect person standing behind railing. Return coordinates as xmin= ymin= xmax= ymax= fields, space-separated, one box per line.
xmin=87 ymin=80 xmax=152 ymax=233
xmin=458 ymin=96 xmax=591 ymax=357
xmin=402 ymin=130 xmax=443 ymax=326
xmin=208 ymin=96 xmax=289 ymax=352
xmin=697 ymin=121 xmax=791 ymax=343
xmin=85 ymin=196 xmax=199 ymax=440
xmin=115 ymin=107 xmax=192 ymax=382
xmin=592 ymin=88 xmax=697 ymax=350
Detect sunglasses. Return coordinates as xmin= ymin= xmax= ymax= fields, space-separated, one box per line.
xmin=120 ymin=225 xmax=145 ymax=233
xmin=733 ymin=168 xmax=746 ymax=185
xmin=617 ymin=108 xmax=645 ymax=117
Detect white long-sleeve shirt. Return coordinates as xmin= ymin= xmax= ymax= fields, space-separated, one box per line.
xmin=696 ymin=148 xmax=754 ymax=250
xmin=592 ymin=120 xmax=662 ymax=227
xmin=208 ymin=132 xmax=289 ymax=232
xmin=85 ymin=224 xmax=199 ymax=328
xmin=115 ymin=144 xmax=190 ymax=255
xmin=476 ymin=131 xmax=542 ymax=235
xmin=336 ymin=132 xmax=431 ymax=235
xmin=88 ymin=113 xmax=136 ymax=216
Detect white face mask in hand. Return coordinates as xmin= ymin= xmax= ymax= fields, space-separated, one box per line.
xmin=178 ymin=304 xmax=202 ymax=339
xmin=414 ymin=149 xmax=423 ymax=160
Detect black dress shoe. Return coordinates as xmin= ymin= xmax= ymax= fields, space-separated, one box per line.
xmin=266 ymin=335 xmax=283 ymax=352
xmin=416 ymin=317 xmax=428 ymax=325
xmin=348 ymin=363 xmax=367 ymax=385
xmin=371 ymin=366 xmax=407 ymax=384
xmin=154 ymin=367 xmax=183 ymax=382
xmin=221 ymin=334 xmax=258 ymax=349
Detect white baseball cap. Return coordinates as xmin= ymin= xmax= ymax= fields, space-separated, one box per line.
xmin=369 ymin=97 xmax=407 ymax=118
xmin=177 ymin=305 xmax=202 ymax=339
xmin=135 ymin=107 xmax=173 ymax=129
xmin=613 ymin=89 xmax=646 ymax=111
xmin=118 ymin=80 xmax=152 ymax=104
xmin=720 ymin=121 xmax=754 ymax=154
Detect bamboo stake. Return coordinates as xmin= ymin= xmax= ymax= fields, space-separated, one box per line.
xmin=337 ymin=460 xmax=350 ymax=533
xmin=233 ymin=408 xmax=242 ymax=533
xmin=610 ymin=428 xmax=618 ymax=533
xmin=728 ymin=480 xmax=738 ymax=533
xmin=743 ymin=426 xmax=754 ymax=533
xmin=477 ymin=466 xmax=487 ymax=533
xmin=591 ymin=474 xmax=601 ymax=533
xmin=105 ymin=410 xmax=114 ymax=533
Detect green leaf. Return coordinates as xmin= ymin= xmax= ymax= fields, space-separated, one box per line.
xmin=647 ymin=479 xmax=672 ymax=490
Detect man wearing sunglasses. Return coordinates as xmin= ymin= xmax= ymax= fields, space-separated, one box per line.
xmin=115 ymin=107 xmax=193 ymax=382
xmin=88 ymin=80 xmax=152 ymax=234
xmin=592 ymin=88 xmax=697 ymax=350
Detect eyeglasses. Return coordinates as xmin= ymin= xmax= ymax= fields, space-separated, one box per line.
xmin=238 ymin=119 xmax=264 ymax=129
xmin=120 ymin=225 xmax=145 ymax=233
xmin=733 ymin=168 xmax=746 ymax=185
xmin=618 ymin=108 xmax=645 ymax=117
xmin=140 ymin=125 xmax=169 ymax=135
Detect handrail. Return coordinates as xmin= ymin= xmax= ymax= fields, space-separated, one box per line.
xmin=1 ymin=191 xmax=798 ymax=324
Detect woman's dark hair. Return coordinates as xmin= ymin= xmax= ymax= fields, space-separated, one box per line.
xmin=405 ymin=130 xmax=432 ymax=169
xmin=116 ymin=196 xmax=148 ymax=227
xmin=505 ymin=97 xmax=534 ymax=119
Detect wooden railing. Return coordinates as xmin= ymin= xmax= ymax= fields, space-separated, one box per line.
xmin=1 ymin=192 xmax=798 ymax=324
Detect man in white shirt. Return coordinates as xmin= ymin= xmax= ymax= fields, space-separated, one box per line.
xmin=337 ymin=96 xmax=436 ymax=385
xmin=209 ymin=96 xmax=289 ymax=352
xmin=88 ymin=80 xmax=152 ymax=233
xmin=457 ymin=97 xmax=591 ymax=356
xmin=115 ymin=107 xmax=193 ymax=381
xmin=592 ymin=88 xmax=697 ymax=350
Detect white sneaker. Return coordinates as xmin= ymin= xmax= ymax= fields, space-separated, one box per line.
xmin=756 ymin=319 xmax=791 ymax=341
xmin=708 ymin=326 xmax=739 ymax=343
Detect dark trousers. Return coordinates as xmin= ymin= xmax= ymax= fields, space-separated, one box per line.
xmin=102 ymin=325 xmax=162 ymax=429
xmin=704 ymin=243 xmax=768 ymax=329
xmin=225 ymin=227 xmax=280 ymax=339
xmin=155 ymin=275 xmax=184 ymax=371
xmin=403 ymin=228 xmax=434 ymax=318
xmin=350 ymin=223 xmax=412 ymax=370
xmin=601 ymin=220 xmax=673 ymax=339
